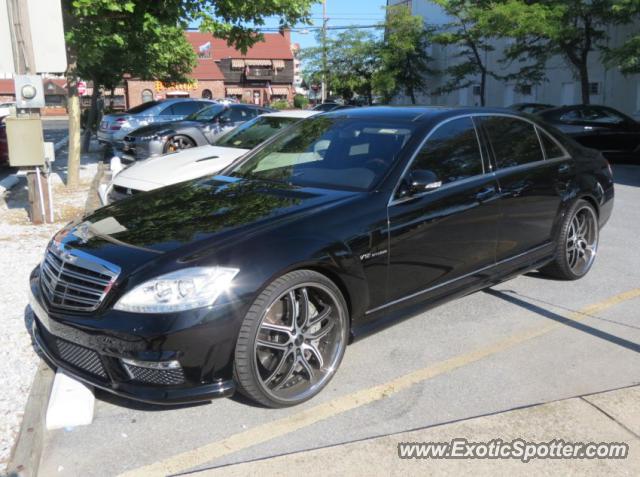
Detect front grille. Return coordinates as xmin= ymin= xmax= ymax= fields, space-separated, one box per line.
xmin=123 ymin=363 xmax=185 ymax=386
xmin=56 ymin=339 xmax=107 ymax=378
xmin=40 ymin=247 xmax=119 ymax=312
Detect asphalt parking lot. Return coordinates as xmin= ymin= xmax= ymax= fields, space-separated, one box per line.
xmin=33 ymin=164 xmax=640 ymax=476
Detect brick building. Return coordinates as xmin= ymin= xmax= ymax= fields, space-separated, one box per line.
xmin=125 ymin=30 xmax=295 ymax=108
xmin=0 ymin=78 xmax=68 ymax=116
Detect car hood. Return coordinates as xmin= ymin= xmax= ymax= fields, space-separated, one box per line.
xmin=55 ymin=176 xmax=358 ymax=274
xmin=113 ymin=145 xmax=248 ymax=191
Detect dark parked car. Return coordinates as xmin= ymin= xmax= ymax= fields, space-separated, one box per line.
xmin=508 ymin=102 xmax=554 ymax=114
xmin=98 ymin=98 xmax=215 ymax=149
xmin=0 ymin=119 xmax=8 ymax=166
xmin=539 ymin=105 xmax=640 ymax=161
xmin=29 ymin=107 xmax=613 ymax=408
xmin=312 ymin=102 xmax=352 ymax=112
xmin=122 ymin=103 xmax=273 ymax=161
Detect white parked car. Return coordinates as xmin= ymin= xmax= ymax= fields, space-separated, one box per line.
xmin=100 ymin=110 xmax=317 ymax=204
xmin=0 ymin=102 xmax=16 ymax=118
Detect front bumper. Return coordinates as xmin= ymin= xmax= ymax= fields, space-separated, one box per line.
xmin=29 ymin=269 xmax=239 ymax=405
xmin=122 ymin=137 xmax=165 ymax=162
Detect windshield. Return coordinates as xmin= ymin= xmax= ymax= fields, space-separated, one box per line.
xmin=186 ymin=104 xmax=225 ymax=122
xmin=126 ymin=101 xmax=160 ymax=114
xmin=228 ymin=117 xmax=415 ymax=191
xmin=213 ymin=116 xmax=299 ymax=150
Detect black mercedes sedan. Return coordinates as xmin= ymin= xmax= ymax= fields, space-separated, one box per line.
xmin=29 ymin=107 xmax=614 ymax=408
xmin=121 ymin=103 xmax=273 ymax=161
xmin=539 ymin=104 xmax=640 ymax=161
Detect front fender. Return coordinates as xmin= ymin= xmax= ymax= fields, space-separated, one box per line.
xmin=236 ymin=235 xmax=369 ymax=322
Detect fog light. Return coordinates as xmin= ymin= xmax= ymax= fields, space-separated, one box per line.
xmin=121 ymin=358 xmax=185 ymax=385
xmin=121 ymin=358 xmax=181 ymax=370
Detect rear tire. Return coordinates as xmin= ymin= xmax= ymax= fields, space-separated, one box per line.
xmin=539 ymin=199 xmax=599 ymax=280
xmin=233 ymin=270 xmax=349 ymax=408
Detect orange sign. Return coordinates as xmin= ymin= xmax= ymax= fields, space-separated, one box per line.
xmin=154 ymin=80 xmax=198 ymax=92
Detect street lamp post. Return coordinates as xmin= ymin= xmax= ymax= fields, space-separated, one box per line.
xmin=321 ymin=0 xmax=328 ymax=103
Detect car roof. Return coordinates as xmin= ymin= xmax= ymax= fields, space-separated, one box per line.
xmin=262 ymin=110 xmax=318 ymax=119
xmin=321 ymin=106 xmax=530 ymax=123
xmin=157 ymin=98 xmax=216 ymax=105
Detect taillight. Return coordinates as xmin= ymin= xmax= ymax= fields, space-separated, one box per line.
xmin=111 ymin=117 xmax=129 ymax=130
xmin=605 ymin=159 xmax=613 ymax=177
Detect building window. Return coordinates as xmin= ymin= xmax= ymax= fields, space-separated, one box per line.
xmin=589 ymin=82 xmax=600 ymax=95
xmin=472 ymin=85 xmax=481 ymax=96
xmin=141 ymin=89 xmax=153 ymax=103
xmin=202 ymin=89 xmax=212 ymax=99
xmin=519 ymin=84 xmax=533 ymax=96
xmin=45 ymin=95 xmax=66 ymax=107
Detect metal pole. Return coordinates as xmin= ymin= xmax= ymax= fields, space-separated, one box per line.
xmin=321 ymin=0 xmax=328 ymax=103
xmin=35 ymin=166 xmax=46 ymax=221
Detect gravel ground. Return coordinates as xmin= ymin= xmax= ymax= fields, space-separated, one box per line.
xmin=0 ymin=138 xmax=102 ymax=469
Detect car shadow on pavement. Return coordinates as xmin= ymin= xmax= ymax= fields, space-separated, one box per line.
xmin=93 ymin=389 xmax=210 ymax=412
xmin=484 ymin=289 xmax=640 ymax=353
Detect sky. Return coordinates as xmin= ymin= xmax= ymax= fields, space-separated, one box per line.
xmin=188 ymin=1 xmax=388 ymax=51
xmin=263 ymin=0 xmax=388 ymax=50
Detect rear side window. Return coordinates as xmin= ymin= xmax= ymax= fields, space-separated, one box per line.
xmin=171 ymin=101 xmax=206 ymax=116
xmin=126 ymin=101 xmax=160 ymax=114
xmin=537 ymin=128 xmax=566 ymax=160
xmin=482 ymin=116 xmax=543 ymax=168
xmin=581 ymin=107 xmax=627 ymax=125
xmin=409 ymin=117 xmax=483 ymax=185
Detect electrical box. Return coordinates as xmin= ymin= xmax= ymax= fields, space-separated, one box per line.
xmin=6 ymin=116 xmax=45 ymax=167
xmin=14 ymin=75 xmax=45 ymax=109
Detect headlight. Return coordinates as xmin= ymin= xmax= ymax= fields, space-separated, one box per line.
xmin=113 ymin=267 xmax=239 ymax=313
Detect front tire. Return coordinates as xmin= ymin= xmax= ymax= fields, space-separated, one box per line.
xmin=540 ymin=199 xmax=599 ymax=280
xmin=233 ymin=270 xmax=349 ymax=408
xmin=163 ymin=135 xmax=196 ymax=153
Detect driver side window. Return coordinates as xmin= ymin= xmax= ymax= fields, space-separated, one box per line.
xmin=406 ymin=117 xmax=484 ymax=189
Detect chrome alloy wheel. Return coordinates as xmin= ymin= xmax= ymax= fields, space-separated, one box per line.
xmin=254 ymin=283 xmax=347 ymax=403
xmin=566 ymin=205 xmax=599 ymax=276
xmin=166 ymin=135 xmax=194 ymax=152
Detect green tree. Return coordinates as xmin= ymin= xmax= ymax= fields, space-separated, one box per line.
xmin=486 ymin=0 xmax=639 ymax=104
xmin=66 ymin=5 xmax=197 ymax=155
xmin=606 ymin=0 xmax=640 ymax=73
xmin=376 ymin=5 xmax=434 ymax=104
xmin=430 ymin=0 xmax=505 ymax=107
xmin=63 ymin=0 xmax=316 ymax=188
xmin=302 ymin=29 xmax=381 ymax=104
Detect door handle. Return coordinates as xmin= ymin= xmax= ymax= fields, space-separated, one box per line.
xmin=558 ymin=164 xmax=571 ymax=174
xmin=475 ymin=186 xmax=496 ymax=202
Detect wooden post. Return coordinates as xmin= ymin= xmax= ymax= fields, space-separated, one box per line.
xmin=26 ymin=170 xmax=50 ymax=225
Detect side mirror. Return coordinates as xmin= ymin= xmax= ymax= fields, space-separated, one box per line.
xmin=408 ymin=169 xmax=442 ymax=194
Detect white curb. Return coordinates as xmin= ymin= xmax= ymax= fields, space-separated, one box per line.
xmin=45 ymin=370 xmax=95 ymax=431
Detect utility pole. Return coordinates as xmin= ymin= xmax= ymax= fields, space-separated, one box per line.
xmin=321 ymin=0 xmax=328 ymax=103
xmin=6 ymin=0 xmax=52 ymax=224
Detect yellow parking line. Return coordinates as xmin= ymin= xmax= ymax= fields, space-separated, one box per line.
xmin=119 ymin=288 xmax=640 ymax=477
